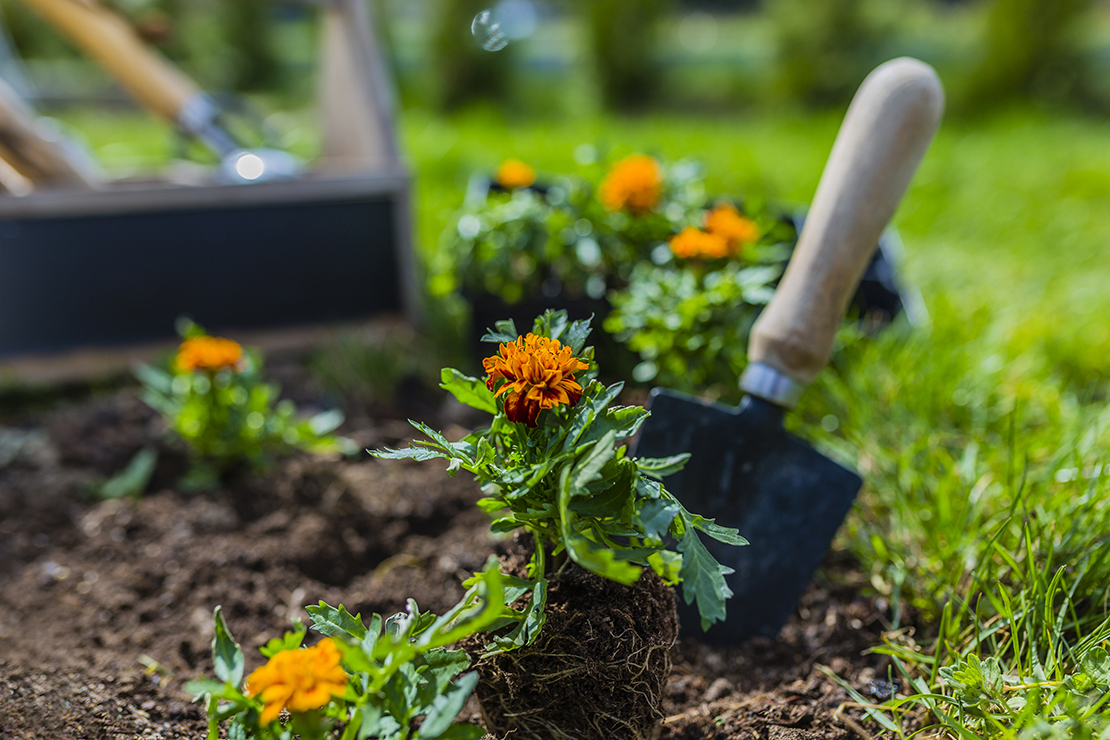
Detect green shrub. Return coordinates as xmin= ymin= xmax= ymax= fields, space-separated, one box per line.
xmin=962 ymin=0 xmax=1098 ymax=111
xmin=769 ymin=0 xmax=899 ymax=107
xmin=432 ymin=0 xmax=514 ymax=110
xmin=581 ymin=0 xmax=669 ymax=111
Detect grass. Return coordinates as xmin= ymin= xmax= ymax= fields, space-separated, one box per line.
xmin=49 ymin=101 xmax=1110 ymax=736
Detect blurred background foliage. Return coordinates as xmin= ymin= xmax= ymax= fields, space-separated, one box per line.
xmin=2 ymin=0 xmax=1108 ymax=114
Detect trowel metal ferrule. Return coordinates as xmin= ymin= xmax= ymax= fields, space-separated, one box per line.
xmin=739 ymin=362 xmax=806 ymax=410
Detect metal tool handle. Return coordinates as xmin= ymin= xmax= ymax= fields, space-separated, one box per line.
xmin=742 ymin=57 xmax=943 ymax=407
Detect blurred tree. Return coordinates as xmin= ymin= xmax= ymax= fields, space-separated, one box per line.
xmin=770 ymin=0 xmax=898 ymax=107
xmin=583 ymin=0 xmax=669 ymax=111
xmin=432 ymin=0 xmax=514 ymax=110
xmin=962 ymin=0 xmax=1098 ymax=111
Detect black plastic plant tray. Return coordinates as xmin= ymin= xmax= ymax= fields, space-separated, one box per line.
xmin=0 ymin=172 xmax=415 ymax=358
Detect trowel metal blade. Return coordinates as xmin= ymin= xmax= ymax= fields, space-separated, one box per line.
xmin=633 ymin=388 xmax=862 ymax=643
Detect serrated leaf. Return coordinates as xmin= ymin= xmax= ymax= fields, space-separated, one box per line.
xmin=368 ymin=445 xmax=450 ymax=463
xmin=440 ymin=368 xmax=497 ymax=414
xmin=677 ymin=528 xmax=734 ymax=631
xmin=212 ymin=606 xmax=244 ymax=688
xmin=638 ymin=499 xmax=680 ymax=539
xmin=690 ymin=516 xmax=748 ymax=546
xmin=561 ymin=318 xmax=593 ymax=355
xmin=415 ymin=671 xmax=479 ymax=738
xmin=421 ymin=649 xmax=471 ymax=694
xmin=308 ymin=602 xmax=368 ymax=641
xmin=635 ymin=453 xmax=691 ymax=479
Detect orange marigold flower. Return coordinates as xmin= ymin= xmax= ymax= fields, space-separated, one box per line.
xmin=704 ymin=204 xmax=760 ymax=253
xmin=496 ymin=159 xmax=536 ymax=190
xmin=246 ymin=638 xmax=348 ymax=726
xmin=599 ymin=154 xmax=663 ymax=214
xmin=176 ymin=336 xmax=243 ymax=373
xmin=668 ymin=226 xmax=730 ymax=260
xmin=482 ymin=334 xmax=589 ymax=428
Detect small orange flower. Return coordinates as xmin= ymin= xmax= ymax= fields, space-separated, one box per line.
xmin=483 ymin=334 xmax=589 ymax=427
xmin=704 ymin=204 xmax=760 ymax=253
xmin=668 ymin=226 xmax=730 ymax=260
xmin=246 ymin=638 xmax=348 ymax=726
xmin=496 ymin=159 xmax=536 ymax=190
xmin=176 ymin=336 xmax=243 ymax=373
xmin=599 ymin=155 xmax=663 ymax=214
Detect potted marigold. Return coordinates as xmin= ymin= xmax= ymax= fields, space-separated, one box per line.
xmin=370 ymin=310 xmax=743 ymax=739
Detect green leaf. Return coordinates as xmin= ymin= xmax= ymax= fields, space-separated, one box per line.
xmin=426 ymin=724 xmax=485 ymax=740
xmin=561 ymin=318 xmax=593 ymax=355
xmin=488 ymin=578 xmax=548 ymax=654
xmin=415 ymin=671 xmax=479 ymax=739
xmin=334 ymin=637 xmax=379 ymax=676
xmin=635 ymin=453 xmax=691 ymax=479
xmin=133 ymin=363 xmax=173 ymax=394
xmin=648 ymin=551 xmax=683 ymax=584
xmin=1081 ymin=647 xmax=1110 ymax=686
xmin=184 ymin=677 xmax=233 ymax=700
xmin=96 ymin=446 xmax=158 ymax=500
xmin=421 ymin=649 xmax=471 ymax=694
xmin=676 ymin=529 xmax=734 ymax=631
xmin=481 ymin=318 xmax=518 ymax=344
xmin=259 ymin=624 xmax=307 ymax=657
xmin=690 ymin=516 xmax=748 ymax=547
xmin=212 ymin=606 xmax=244 ymax=688
xmin=638 ymin=499 xmax=680 ymax=539
xmin=560 ymin=382 xmax=622 ymax=453
xmin=440 ymin=368 xmax=497 ymax=414
xmin=566 ymin=535 xmax=643 ymax=585
xmin=307 ymin=602 xmax=368 ymax=642
xmin=308 ymin=408 xmax=345 ymax=436
xmin=572 ymin=431 xmax=618 ymax=492
xmin=368 ymin=445 xmax=450 ymax=463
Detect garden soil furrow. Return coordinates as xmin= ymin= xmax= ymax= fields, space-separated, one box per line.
xmin=1 ymin=380 xmax=903 ymax=739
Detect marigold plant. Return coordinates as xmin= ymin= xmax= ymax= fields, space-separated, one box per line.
xmin=599 ymin=153 xmax=663 ymax=213
xmin=187 ymin=561 xmax=506 ymax=740
xmin=668 ymin=225 xmax=731 ymax=260
xmin=371 ymin=311 xmax=744 ymax=640
xmin=136 ymin=320 xmax=354 ymax=488
xmin=495 ymin=159 xmax=536 ymax=190
xmin=177 ymin=335 xmax=244 ymax=373
xmin=704 ymin=203 xmax=761 ymax=253
xmin=482 ymin=333 xmax=589 ymax=427
xmin=246 ymin=638 xmax=348 ymax=725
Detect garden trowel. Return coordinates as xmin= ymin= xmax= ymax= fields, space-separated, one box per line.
xmin=633 ymin=57 xmax=944 ymax=643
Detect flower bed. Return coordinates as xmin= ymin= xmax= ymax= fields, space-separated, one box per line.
xmin=0 ymin=348 xmax=909 ymax=739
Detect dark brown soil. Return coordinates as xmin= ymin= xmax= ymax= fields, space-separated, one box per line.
xmin=0 ymin=364 xmax=909 ymax=740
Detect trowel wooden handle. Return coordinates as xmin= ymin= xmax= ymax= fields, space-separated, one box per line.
xmin=747 ymin=57 xmax=943 ymax=389
xmin=18 ymin=0 xmax=199 ymax=123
